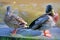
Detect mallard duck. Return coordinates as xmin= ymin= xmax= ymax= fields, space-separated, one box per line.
xmin=4 ymin=6 xmax=27 ymax=35
xmin=28 ymin=5 xmax=59 ymax=37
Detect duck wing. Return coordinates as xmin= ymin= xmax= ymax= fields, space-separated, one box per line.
xmin=29 ymin=15 xmax=49 ymax=30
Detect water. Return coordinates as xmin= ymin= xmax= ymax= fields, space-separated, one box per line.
xmin=0 ymin=23 xmax=60 ymax=39
xmin=0 ymin=23 xmax=9 ymax=28
xmin=0 ymin=23 xmax=42 ymax=36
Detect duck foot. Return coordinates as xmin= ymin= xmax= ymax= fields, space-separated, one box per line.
xmin=43 ymin=30 xmax=52 ymax=38
xmin=11 ymin=29 xmax=17 ymax=35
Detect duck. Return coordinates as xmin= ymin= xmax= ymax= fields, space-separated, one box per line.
xmin=4 ymin=6 xmax=27 ymax=35
xmin=28 ymin=5 xmax=59 ymax=37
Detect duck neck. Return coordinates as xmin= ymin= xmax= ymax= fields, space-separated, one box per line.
xmin=5 ymin=11 xmax=10 ymax=16
xmin=6 ymin=6 xmax=11 ymax=16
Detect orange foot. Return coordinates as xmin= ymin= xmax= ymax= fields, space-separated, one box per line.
xmin=11 ymin=29 xmax=17 ymax=35
xmin=43 ymin=30 xmax=52 ymax=38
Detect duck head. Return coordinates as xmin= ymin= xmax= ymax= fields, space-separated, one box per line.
xmin=6 ymin=6 xmax=12 ymax=16
xmin=46 ymin=5 xmax=59 ymax=22
xmin=46 ymin=5 xmax=55 ymax=16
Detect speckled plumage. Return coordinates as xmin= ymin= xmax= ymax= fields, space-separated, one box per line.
xmin=4 ymin=6 xmax=27 ymax=29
